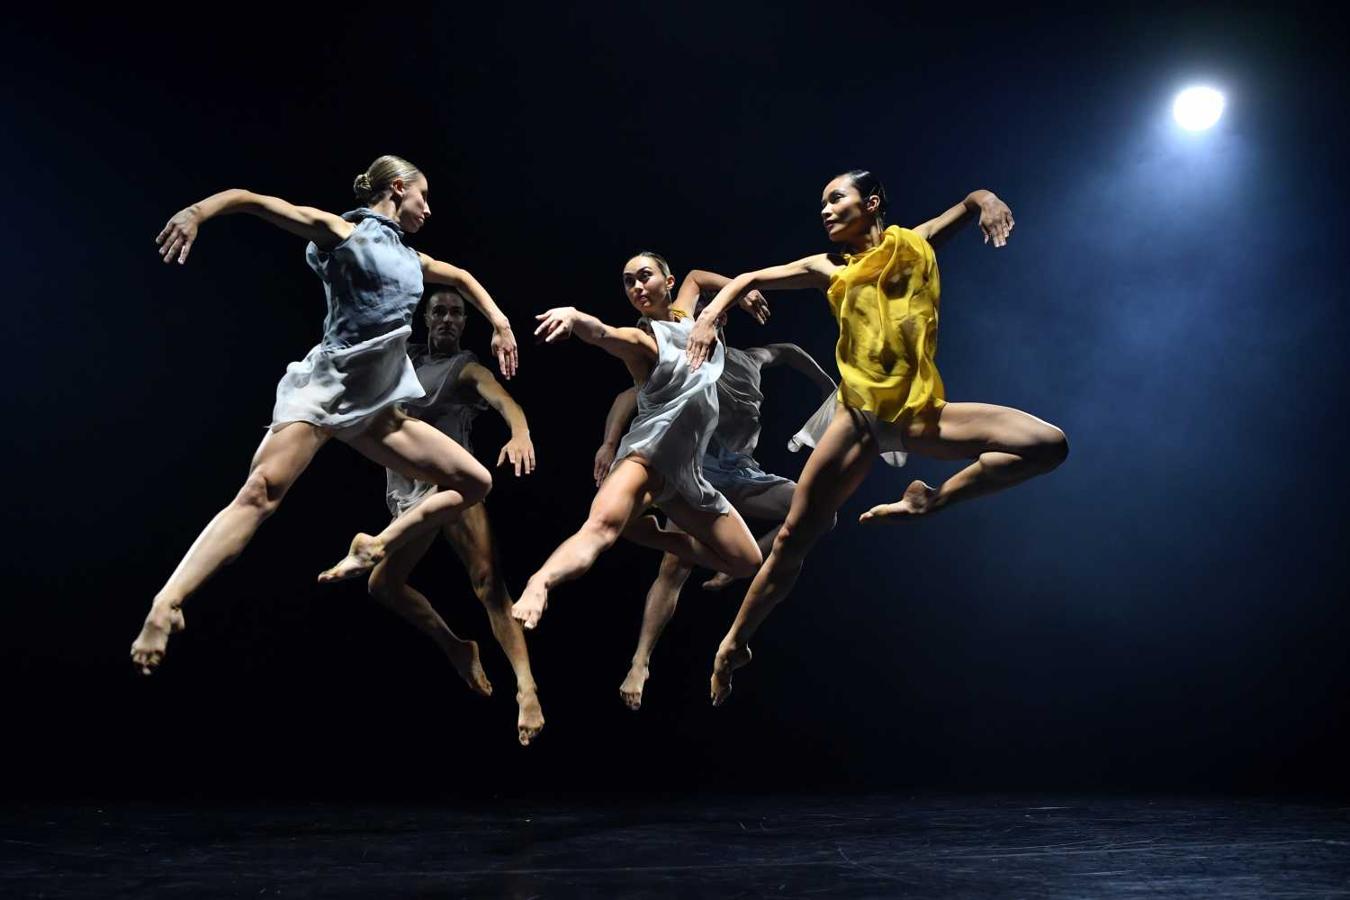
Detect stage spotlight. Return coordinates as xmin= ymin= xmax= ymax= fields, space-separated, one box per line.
xmin=1173 ymin=86 xmax=1225 ymax=131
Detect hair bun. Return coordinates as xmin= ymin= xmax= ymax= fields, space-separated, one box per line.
xmin=352 ymin=156 xmax=421 ymax=203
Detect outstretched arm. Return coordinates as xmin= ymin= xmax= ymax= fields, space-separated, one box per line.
xmin=593 ymin=387 xmax=639 ymax=486
xmin=673 ymin=269 xmax=770 ymax=324
xmin=534 ymin=306 xmax=658 ymax=383
xmin=750 ymin=343 xmax=837 ymax=396
xmin=155 ymin=189 xmax=352 ymax=265
xmin=911 ymin=189 xmax=1014 ymax=249
xmin=687 ymin=254 xmax=836 ymax=370
xmin=460 ymin=362 xmax=536 ymax=477
xmin=421 ymin=256 xmax=518 ymax=379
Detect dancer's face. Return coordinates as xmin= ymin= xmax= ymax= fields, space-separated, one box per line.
xmin=392 ymin=174 xmax=432 ymax=233
xmin=820 ymin=175 xmax=877 ymax=243
xmin=425 ymin=291 xmax=466 ymax=349
xmin=622 ymin=256 xmax=676 ymax=318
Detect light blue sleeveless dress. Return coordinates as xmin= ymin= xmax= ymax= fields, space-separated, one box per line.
xmin=270 ymin=208 xmax=426 ymax=437
xmin=611 ymin=317 xmax=731 ymax=515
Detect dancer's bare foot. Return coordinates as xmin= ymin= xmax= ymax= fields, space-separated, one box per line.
xmin=619 ymin=663 xmax=650 ymax=711
xmin=449 ymin=639 xmax=493 ymax=697
xmin=710 ymin=641 xmax=752 ymax=707
xmin=858 ymin=480 xmax=940 ymax=524
xmin=318 ymin=533 xmax=386 ymax=583
xmin=517 ymin=688 xmax=544 ymax=746
xmin=129 ymin=603 xmax=186 ymax=676
xmin=511 ymin=578 xmax=548 ymax=630
xmin=700 ymin=571 xmax=736 ymax=592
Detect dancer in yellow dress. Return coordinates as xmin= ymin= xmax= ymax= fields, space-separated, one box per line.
xmin=686 ymin=170 xmax=1069 ymax=704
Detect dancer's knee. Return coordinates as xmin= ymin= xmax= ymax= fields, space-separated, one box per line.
xmin=657 ymin=552 xmax=691 ymax=580
xmin=726 ymin=542 xmax=763 ymax=579
xmin=772 ymin=515 xmax=829 ymax=563
xmin=467 ymin=559 xmax=497 ymax=599
xmin=234 ymin=468 xmax=284 ymax=519
xmin=464 ymin=467 xmax=493 ymax=506
xmin=580 ymin=515 xmax=624 ymax=551
xmin=1030 ymin=425 xmax=1069 ymax=471
xmin=442 ymin=463 xmax=492 ymax=507
xmin=367 ymin=564 xmax=397 ymax=602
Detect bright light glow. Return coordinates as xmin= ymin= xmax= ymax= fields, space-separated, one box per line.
xmin=1173 ymin=86 xmax=1225 ymax=131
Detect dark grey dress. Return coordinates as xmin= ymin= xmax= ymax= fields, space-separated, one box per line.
xmin=384 ymin=349 xmax=487 ymax=517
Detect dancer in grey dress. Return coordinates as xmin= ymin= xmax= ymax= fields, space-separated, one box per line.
xmin=609 ymin=314 xmax=730 ymax=515
xmin=509 ymin=252 xmax=770 ymax=631
xmin=131 ymin=155 xmax=520 ymax=676
xmin=384 ymin=345 xmax=488 ymax=518
xmin=593 ymin=289 xmax=837 ymax=709
xmin=370 ymin=288 xmax=545 ymax=745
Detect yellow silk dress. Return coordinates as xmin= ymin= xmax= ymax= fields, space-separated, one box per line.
xmin=828 ymin=225 xmax=946 ymax=426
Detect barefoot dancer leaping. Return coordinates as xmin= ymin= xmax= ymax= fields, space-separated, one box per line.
xmin=369 ymin=287 xmax=544 ymax=745
xmin=509 ymin=254 xmax=769 ymax=631
xmin=686 ymin=171 xmax=1069 ymax=705
xmin=130 ymin=156 xmax=519 ymax=675
xmin=595 ymin=289 xmax=837 ymax=711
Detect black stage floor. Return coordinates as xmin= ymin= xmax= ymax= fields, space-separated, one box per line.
xmin=3 ymin=794 xmax=1348 ymax=897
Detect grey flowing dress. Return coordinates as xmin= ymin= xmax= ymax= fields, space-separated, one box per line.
xmin=611 ymin=317 xmax=731 ymax=515
xmin=384 ymin=349 xmax=488 ymax=517
xmin=703 ymin=345 xmax=809 ymax=494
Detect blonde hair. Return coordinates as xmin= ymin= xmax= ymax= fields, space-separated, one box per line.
xmin=353 ymin=155 xmax=422 ymax=204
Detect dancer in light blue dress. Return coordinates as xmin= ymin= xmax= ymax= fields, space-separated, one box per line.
xmin=131 ymin=155 xmax=519 ymax=675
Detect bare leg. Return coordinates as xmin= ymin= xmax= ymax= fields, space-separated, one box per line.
xmin=130 ymin=422 xmax=329 ymax=675
xmin=712 ymin=408 xmax=876 ymax=705
xmin=366 ymin=530 xmax=492 ymax=697
xmin=319 ymin=412 xmax=493 ymax=583
xmin=442 ymin=504 xmax=545 ymax=746
xmin=511 ymin=460 xmax=653 ymax=630
xmin=621 ymin=552 xmax=692 ymax=711
xmin=702 ymin=481 xmax=796 ymax=591
xmin=859 ymin=402 xmax=1068 ymax=523
xmin=622 ymin=493 xmax=763 ymax=579
xmin=702 ymin=528 xmax=778 ymax=591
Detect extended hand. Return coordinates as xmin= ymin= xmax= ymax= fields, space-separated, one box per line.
xmin=979 ymin=195 xmax=1015 ymax=248
xmin=491 ymin=325 xmax=519 ymax=379
xmin=497 ymin=434 xmax=536 ymax=477
xmin=593 ymin=442 xmax=617 ymax=487
xmin=156 ymin=206 xmax=201 ymax=265
xmin=534 ymin=307 xmax=578 ymax=344
xmin=737 ymin=290 xmax=770 ymax=324
xmin=686 ymin=315 xmax=718 ymax=371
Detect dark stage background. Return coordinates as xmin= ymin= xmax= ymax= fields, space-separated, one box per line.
xmin=3 ymin=4 xmax=1346 ymax=800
